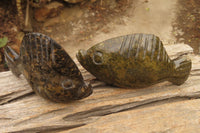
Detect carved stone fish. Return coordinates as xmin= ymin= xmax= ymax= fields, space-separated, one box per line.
xmin=4 ymin=33 xmax=92 ymax=102
xmin=77 ymin=33 xmax=192 ymax=88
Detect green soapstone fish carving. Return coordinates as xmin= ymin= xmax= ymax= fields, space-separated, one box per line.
xmin=4 ymin=33 xmax=92 ymax=102
xmin=77 ymin=33 xmax=192 ymax=88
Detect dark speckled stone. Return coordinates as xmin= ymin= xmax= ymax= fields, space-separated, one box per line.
xmin=77 ymin=33 xmax=192 ymax=88
xmin=4 ymin=32 xmax=92 ymax=102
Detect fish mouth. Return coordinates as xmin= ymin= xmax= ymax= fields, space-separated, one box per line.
xmin=75 ymin=81 xmax=93 ymax=99
xmin=76 ymin=49 xmax=87 ymax=65
xmin=82 ymin=82 xmax=93 ymax=98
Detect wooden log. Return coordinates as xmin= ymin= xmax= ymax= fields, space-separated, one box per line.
xmin=0 ymin=44 xmax=200 ymax=133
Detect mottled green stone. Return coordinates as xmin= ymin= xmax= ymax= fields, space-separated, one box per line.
xmin=4 ymin=33 xmax=92 ymax=102
xmin=77 ymin=33 xmax=192 ymax=88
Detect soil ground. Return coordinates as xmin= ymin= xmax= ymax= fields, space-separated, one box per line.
xmin=173 ymin=0 xmax=200 ymax=54
xmin=0 ymin=0 xmax=199 ymax=72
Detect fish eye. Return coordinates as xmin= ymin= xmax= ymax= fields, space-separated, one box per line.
xmin=92 ymin=51 xmax=103 ymax=65
xmin=62 ymin=79 xmax=74 ymax=90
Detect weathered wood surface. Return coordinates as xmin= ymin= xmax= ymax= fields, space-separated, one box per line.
xmin=0 ymin=44 xmax=200 ymax=133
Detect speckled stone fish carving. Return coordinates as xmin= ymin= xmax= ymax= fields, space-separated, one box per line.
xmin=4 ymin=32 xmax=92 ymax=102
xmin=77 ymin=33 xmax=192 ymax=88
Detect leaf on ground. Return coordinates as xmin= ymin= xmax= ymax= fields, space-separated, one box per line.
xmin=145 ymin=8 xmax=150 ymax=11
xmin=0 ymin=37 xmax=8 ymax=48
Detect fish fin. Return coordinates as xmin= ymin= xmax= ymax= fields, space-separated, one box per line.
xmin=169 ymin=56 xmax=192 ymax=85
xmin=4 ymin=46 xmax=21 ymax=77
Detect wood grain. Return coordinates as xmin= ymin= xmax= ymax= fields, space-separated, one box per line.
xmin=0 ymin=44 xmax=200 ymax=133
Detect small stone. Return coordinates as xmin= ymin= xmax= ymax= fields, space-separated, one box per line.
xmin=64 ymin=0 xmax=85 ymax=3
xmin=179 ymin=38 xmax=185 ymax=42
xmin=45 ymin=28 xmax=53 ymax=33
xmin=44 ymin=17 xmax=60 ymax=27
xmin=34 ymin=1 xmax=64 ymax=22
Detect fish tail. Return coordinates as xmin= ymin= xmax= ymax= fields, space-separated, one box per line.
xmin=169 ymin=56 xmax=192 ymax=85
xmin=4 ymin=46 xmax=22 ymax=77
